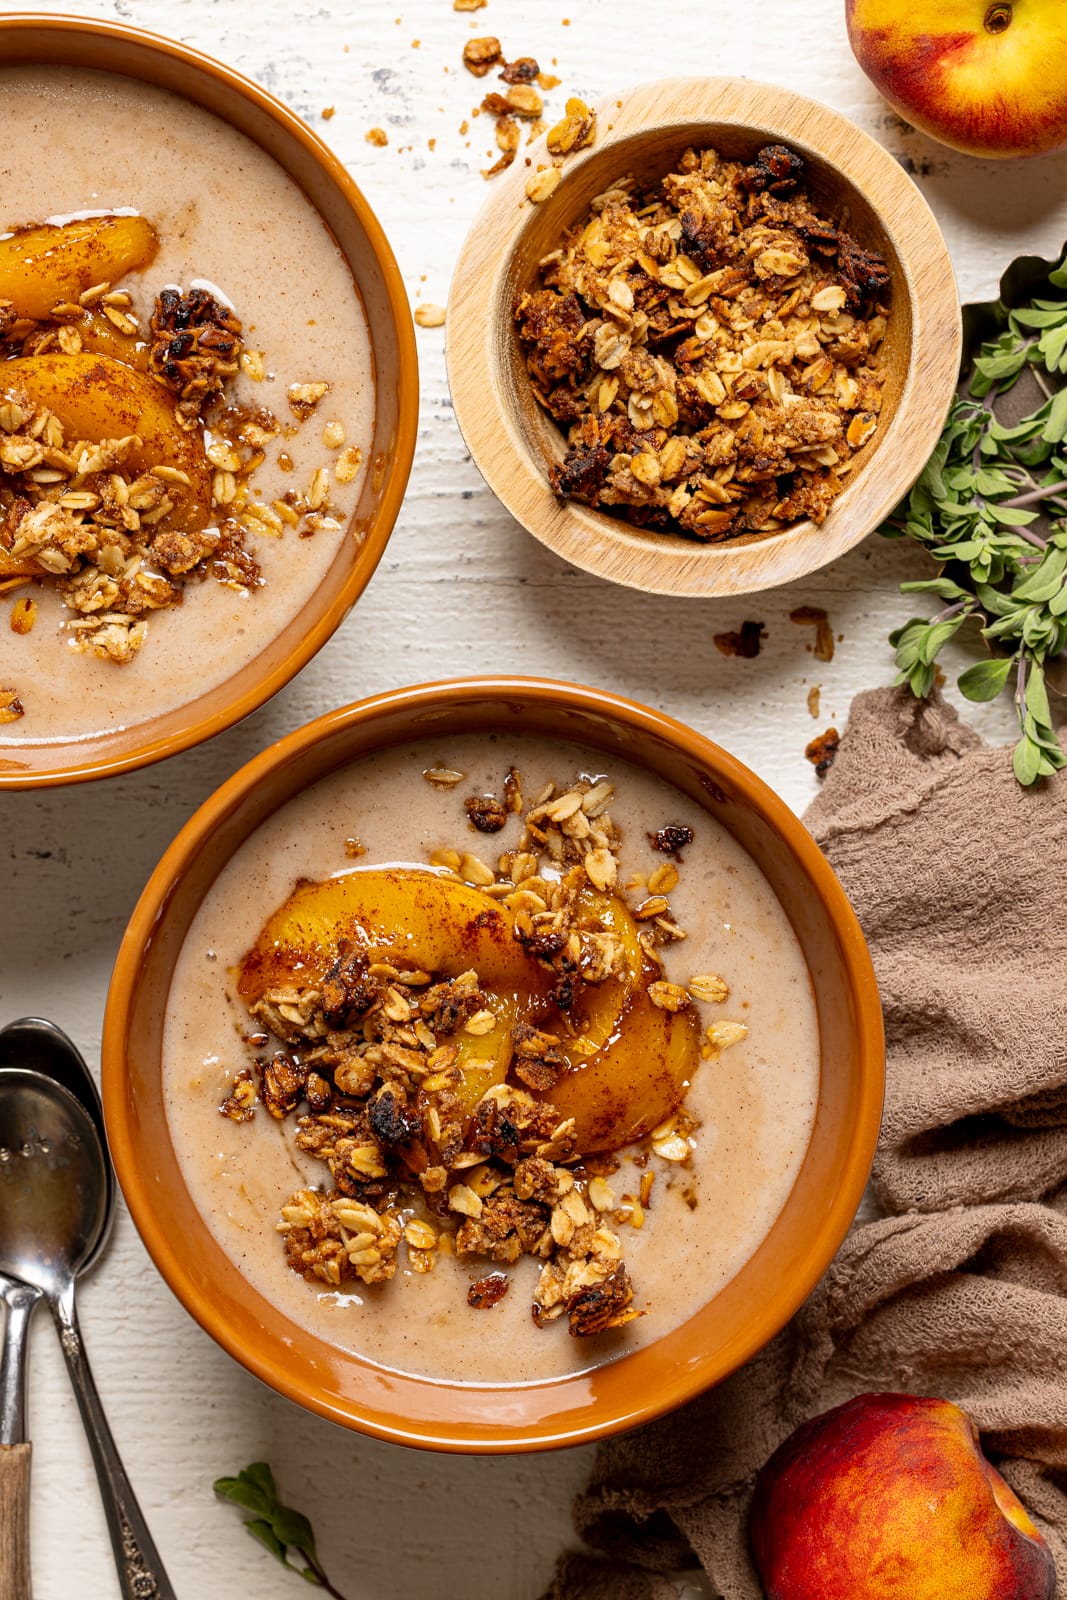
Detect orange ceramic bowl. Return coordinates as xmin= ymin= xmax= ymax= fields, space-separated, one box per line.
xmin=103 ymin=677 xmax=884 ymax=1452
xmin=0 ymin=15 xmax=418 ymax=789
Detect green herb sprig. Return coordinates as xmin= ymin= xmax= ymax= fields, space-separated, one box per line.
xmin=883 ymin=251 xmax=1067 ymax=786
xmin=214 ymin=1463 xmax=351 ymax=1596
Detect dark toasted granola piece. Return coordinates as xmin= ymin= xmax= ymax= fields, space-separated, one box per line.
xmin=320 ymin=946 xmax=382 ymax=1028
xmin=210 ymin=519 xmax=263 ymax=591
xmin=712 ymin=620 xmax=765 ymax=659
xmin=219 ymin=1068 xmax=257 ymax=1122
xmin=464 ymin=793 xmax=508 ymax=833
xmin=419 ymin=976 xmax=484 ymax=1036
xmin=511 ymin=1023 xmax=565 ymax=1092
xmin=740 ymin=144 xmax=805 ymax=197
xmin=550 ymin=442 xmax=612 ymax=504
xmin=512 ymin=1155 xmax=566 ymax=1204
xmin=368 ymin=1082 xmax=424 ymax=1147
xmin=305 ymin=1072 xmax=333 ymax=1114
xmin=514 ymin=289 xmax=587 ymax=390
xmin=567 ymin=1262 xmax=639 ymax=1337
xmin=467 ymin=1271 xmax=510 ymax=1308
xmin=469 ymin=1088 xmax=563 ymax=1164
xmin=836 ymin=231 xmax=891 ymax=312
xmin=455 ymin=1192 xmax=549 ymax=1262
xmin=679 ymin=208 xmax=730 ymax=271
xmin=805 ymin=726 xmax=840 ymax=778
xmin=648 ymin=824 xmax=694 ymax=854
xmin=257 ymin=1051 xmax=307 ymax=1118
xmin=500 ymin=56 xmax=539 ymax=83
xmin=149 ymin=287 xmax=243 ymax=427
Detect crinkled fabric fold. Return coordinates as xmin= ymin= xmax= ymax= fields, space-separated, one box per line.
xmin=543 ymin=688 xmax=1067 ymax=1600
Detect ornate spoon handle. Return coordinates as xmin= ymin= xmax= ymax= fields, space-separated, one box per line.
xmin=51 ymin=1282 xmax=178 ymax=1600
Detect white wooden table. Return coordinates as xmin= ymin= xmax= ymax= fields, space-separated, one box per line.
xmin=3 ymin=2 xmax=1063 ymax=1595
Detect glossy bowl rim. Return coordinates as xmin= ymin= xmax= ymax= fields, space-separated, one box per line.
xmin=103 ymin=675 xmax=884 ymax=1452
xmin=0 ymin=12 xmax=419 ymax=788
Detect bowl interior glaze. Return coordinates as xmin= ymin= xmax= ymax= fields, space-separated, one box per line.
xmin=103 ymin=678 xmax=884 ymax=1452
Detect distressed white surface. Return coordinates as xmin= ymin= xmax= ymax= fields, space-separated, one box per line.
xmin=2 ymin=2 xmax=1066 ymax=1596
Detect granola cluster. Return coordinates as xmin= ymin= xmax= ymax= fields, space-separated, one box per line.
xmin=223 ymin=767 xmax=750 ymax=1338
xmin=0 ymin=233 xmax=350 ymax=687
xmin=460 ymin=32 xmax=593 ymax=184
xmin=515 ymin=144 xmax=890 ymax=541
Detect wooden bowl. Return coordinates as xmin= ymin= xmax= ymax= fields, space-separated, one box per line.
xmin=0 ymin=15 xmax=418 ymax=788
xmin=103 ymin=677 xmax=884 ymax=1452
xmin=448 ymin=77 xmax=960 ymax=597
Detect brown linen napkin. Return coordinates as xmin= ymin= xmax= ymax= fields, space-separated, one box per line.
xmin=544 ymin=686 xmax=1067 ymax=1600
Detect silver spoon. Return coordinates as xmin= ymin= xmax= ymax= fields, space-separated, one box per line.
xmin=0 ymin=1064 xmax=178 ymax=1600
xmin=0 ymin=1017 xmax=115 ymax=1595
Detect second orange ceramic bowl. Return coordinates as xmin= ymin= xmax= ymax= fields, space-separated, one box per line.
xmin=103 ymin=677 xmax=883 ymax=1452
xmin=0 ymin=15 xmax=418 ymax=788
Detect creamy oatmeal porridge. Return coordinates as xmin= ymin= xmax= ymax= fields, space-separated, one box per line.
xmin=163 ymin=734 xmax=820 ymax=1385
xmin=0 ymin=65 xmax=374 ymax=743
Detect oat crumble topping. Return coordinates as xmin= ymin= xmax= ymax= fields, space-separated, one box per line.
xmin=514 ymin=144 xmax=890 ymax=541
xmin=220 ymin=770 xmax=751 ymax=1338
xmin=0 ymin=215 xmax=358 ymax=703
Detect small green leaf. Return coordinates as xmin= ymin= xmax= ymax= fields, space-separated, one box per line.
xmin=1013 ymin=735 xmax=1042 ymax=785
xmin=245 ymin=1519 xmax=290 ymax=1567
xmin=1042 ymin=387 xmax=1067 ymax=442
xmin=957 ymin=657 xmax=1014 ymax=701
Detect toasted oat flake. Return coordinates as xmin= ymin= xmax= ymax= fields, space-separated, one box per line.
xmin=689 ymin=974 xmax=730 ymax=1004
xmin=583 ymin=847 xmax=617 ymax=890
xmin=526 ymin=167 xmax=561 ymax=204
xmin=707 ymin=1020 xmax=749 ymax=1051
xmin=647 ymin=862 xmax=680 ymax=895
xmin=322 ymin=419 xmax=346 ymax=450
xmin=241 ymin=348 xmax=266 ymax=381
xmin=414 ymin=303 xmax=446 ymax=329
xmin=334 ymin=445 xmax=363 ymax=485
xmin=424 ymin=767 xmax=466 ymax=789
xmin=288 ymin=382 xmax=330 ymax=420
xmin=648 ymin=981 xmax=690 ymax=1013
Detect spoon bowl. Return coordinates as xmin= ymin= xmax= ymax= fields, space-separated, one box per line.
xmin=0 ymin=1070 xmax=107 ymax=1298
xmin=0 ymin=1051 xmax=176 ymax=1599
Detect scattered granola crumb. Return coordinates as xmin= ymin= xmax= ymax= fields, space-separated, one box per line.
xmin=454 ymin=0 xmax=487 ymax=10
xmin=689 ymin=974 xmax=729 ymax=1004
xmin=648 ymin=825 xmax=693 ymax=856
xmin=0 ymin=687 xmax=24 ymax=724
xmin=423 ymin=765 xmax=466 ymax=788
xmin=334 ymin=445 xmax=364 ymax=484
xmin=546 ymin=96 xmax=595 ymax=156
xmin=807 ymin=684 xmax=821 ymax=718
xmin=805 ymin=726 xmax=840 ymax=776
xmin=790 ymin=605 xmax=835 ymax=661
xmin=414 ymin=303 xmax=447 ymax=328
xmin=287 ymin=381 xmax=330 ymax=420
xmin=365 ymin=127 xmax=389 ymax=147
xmin=465 ymin=794 xmax=508 ymax=833
xmin=321 ymin=106 xmax=335 ymax=120
xmin=463 ymin=35 xmax=501 ymax=75
xmin=343 ymin=837 xmax=367 ymax=859
xmin=713 ymin=620 xmax=765 ymax=658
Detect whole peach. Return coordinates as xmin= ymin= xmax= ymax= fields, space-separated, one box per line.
xmin=750 ymin=1393 xmax=1056 ymax=1599
xmin=846 ymin=0 xmax=1067 ymax=159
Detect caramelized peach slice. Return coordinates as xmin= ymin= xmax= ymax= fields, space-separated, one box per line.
xmin=0 ymin=215 xmax=159 ymax=320
xmin=1 ymin=353 xmax=211 ymax=531
xmin=546 ymin=958 xmax=701 ymax=1152
xmin=238 ymin=868 xmax=553 ymax=1109
xmin=72 ymin=309 xmax=152 ymax=372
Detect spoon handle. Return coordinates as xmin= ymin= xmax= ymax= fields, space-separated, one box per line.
xmin=0 ymin=1444 xmax=31 ymax=1600
xmin=51 ymin=1284 xmax=178 ymax=1600
xmin=0 ymin=1278 xmax=41 ymax=1600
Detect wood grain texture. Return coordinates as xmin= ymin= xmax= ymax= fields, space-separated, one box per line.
xmin=449 ymin=77 xmax=961 ymax=596
xmin=1 ymin=1 xmax=1064 ymax=1598
xmin=0 ymin=1443 xmax=32 ymax=1600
